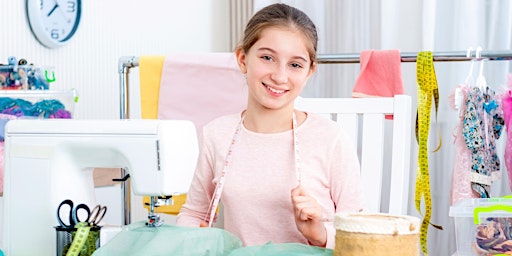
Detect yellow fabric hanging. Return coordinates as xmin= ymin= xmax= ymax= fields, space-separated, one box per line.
xmin=415 ymin=51 xmax=443 ymax=255
xmin=139 ymin=56 xmax=165 ymax=119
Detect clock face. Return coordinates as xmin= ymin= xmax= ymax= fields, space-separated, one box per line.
xmin=26 ymin=0 xmax=82 ymax=48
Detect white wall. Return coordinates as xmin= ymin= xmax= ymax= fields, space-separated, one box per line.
xmin=0 ymin=0 xmax=231 ymax=119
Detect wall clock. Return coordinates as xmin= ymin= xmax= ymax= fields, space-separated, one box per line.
xmin=26 ymin=0 xmax=82 ymax=49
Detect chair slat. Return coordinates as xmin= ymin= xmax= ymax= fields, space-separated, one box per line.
xmin=360 ymin=113 xmax=385 ymax=213
xmin=337 ymin=113 xmax=358 ymax=149
xmin=388 ymin=95 xmax=412 ymax=215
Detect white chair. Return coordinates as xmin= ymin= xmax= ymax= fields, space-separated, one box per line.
xmin=295 ymin=95 xmax=412 ymax=215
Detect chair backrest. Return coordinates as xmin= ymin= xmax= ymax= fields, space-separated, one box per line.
xmin=295 ymin=95 xmax=412 ymax=215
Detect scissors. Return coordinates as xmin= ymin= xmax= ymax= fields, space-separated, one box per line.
xmin=88 ymin=204 xmax=107 ymax=226
xmin=56 ymin=199 xmax=91 ymax=228
xmin=56 ymin=199 xmax=107 ymax=228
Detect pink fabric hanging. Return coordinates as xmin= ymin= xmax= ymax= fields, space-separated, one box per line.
xmin=502 ymin=74 xmax=512 ymax=190
xmin=157 ymin=53 xmax=247 ymax=137
xmin=352 ymin=49 xmax=405 ymax=120
xmin=352 ymin=49 xmax=404 ymax=98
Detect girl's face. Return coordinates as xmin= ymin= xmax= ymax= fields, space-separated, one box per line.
xmin=236 ymin=27 xmax=316 ymax=112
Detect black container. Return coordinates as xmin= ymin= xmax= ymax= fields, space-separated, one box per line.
xmin=55 ymin=226 xmax=101 ymax=256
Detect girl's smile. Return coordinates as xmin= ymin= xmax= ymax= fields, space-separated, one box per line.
xmin=263 ymin=82 xmax=288 ymax=95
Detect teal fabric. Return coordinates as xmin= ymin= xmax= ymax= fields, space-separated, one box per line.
xmin=92 ymin=222 xmax=242 ymax=256
xmin=228 ymin=242 xmax=333 ymax=256
xmin=92 ymin=222 xmax=334 ymax=256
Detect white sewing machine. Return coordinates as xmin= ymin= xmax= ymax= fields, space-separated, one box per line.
xmin=1 ymin=119 xmax=198 ymax=255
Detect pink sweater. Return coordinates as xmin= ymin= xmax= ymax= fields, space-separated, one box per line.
xmin=176 ymin=113 xmax=362 ymax=249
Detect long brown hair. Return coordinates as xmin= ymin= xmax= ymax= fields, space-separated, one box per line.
xmin=237 ymin=3 xmax=318 ymax=67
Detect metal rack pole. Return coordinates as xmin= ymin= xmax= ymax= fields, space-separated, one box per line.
xmin=118 ymin=56 xmax=139 ymax=119
xmin=117 ymin=56 xmax=139 ymax=226
xmin=118 ymin=51 xmax=512 ymax=73
xmin=317 ymin=50 xmax=512 ymax=64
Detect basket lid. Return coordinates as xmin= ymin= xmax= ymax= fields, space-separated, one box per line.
xmin=334 ymin=212 xmax=420 ymax=235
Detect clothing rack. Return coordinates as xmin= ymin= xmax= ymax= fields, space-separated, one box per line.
xmin=318 ymin=50 xmax=512 ymax=64
xmin=119 ymin=50 xmax=512 ymax=117
xmin=116 ymin=49 xmax=512 ymax=225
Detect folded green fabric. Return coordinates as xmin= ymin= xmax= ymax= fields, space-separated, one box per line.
xmin=228 ymin=242 xmax=333 ymax=256
xmin=92 ymin=222 xmax=242 ymax=256
xmin=93 ymin=222 xmax=334 ymax=256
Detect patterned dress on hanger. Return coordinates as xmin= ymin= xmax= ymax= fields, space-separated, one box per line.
xmin=462 ymin=86 xmax=504 ymax=198
xmin=450 ymin=84 xmax=478 ymax=205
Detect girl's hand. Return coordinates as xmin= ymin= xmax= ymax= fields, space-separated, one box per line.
xmin=291 ymin=185 xmax=327 ymax=247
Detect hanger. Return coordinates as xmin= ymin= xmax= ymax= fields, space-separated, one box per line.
xmin=464 ymin=47 xmax=475 ymax=86
xmin=475 ymin=46 xmax=488 ymax=90
xmin=455 ymin=47 xmax=475 ymax=112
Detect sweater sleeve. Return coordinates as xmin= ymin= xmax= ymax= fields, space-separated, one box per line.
xmin=325 ymin=128 xmax=363 ymax=248
xmin=331 ymin=129 xmax=363 ymax=212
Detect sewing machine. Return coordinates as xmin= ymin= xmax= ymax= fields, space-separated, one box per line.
xmin=1 ymin=119 xmax=198 ymax=255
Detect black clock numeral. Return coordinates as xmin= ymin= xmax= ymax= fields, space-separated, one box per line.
xmin=50 ymin=29 xmax=59 ymax=39
xmin=66 ymin=1 xmax=76 ymax=12
xmin=39 ymin=0 xmax=44 ymax=9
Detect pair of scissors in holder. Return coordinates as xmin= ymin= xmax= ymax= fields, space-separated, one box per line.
xmin=57 ymin=199 xmax=107 ymax=228
xmin=87 ymin=204 xmax=107 ymax=227
xmin=56 ymin=199 xmax=90 ymax=228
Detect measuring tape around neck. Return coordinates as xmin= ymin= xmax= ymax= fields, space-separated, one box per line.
xmin=415 ymin=51 xmax=443 ymax=255
xmin=204 ymin=112 xmax=301 ymax=226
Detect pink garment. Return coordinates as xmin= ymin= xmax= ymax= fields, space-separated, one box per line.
xmin=157 ymin=53 xmax=247 ymax=135
xmin=449 ymin=85 xmax=478 ymax=205
xmin=503 ymin=74 xmax=512 ymax=190
xmin=176 ymin=113 xmax=362 ymax=249
xmin=352 ymin=49 xmax=404 ymax=120
xmin=352 ymin=49 xmax=404 ymax=98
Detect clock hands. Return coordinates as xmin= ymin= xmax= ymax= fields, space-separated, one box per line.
xmin=46 ymin=0 xmax=73 ymax=23
xmin=47 ymin=3 xmax=59 ymax=17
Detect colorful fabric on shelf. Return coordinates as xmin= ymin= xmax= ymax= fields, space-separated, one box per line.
xmin=475 ymin=217 xmax=512 ymax=255
xmin=0 ymin=97 xmax=71 ymax=118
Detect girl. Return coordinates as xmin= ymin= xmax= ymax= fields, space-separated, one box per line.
xmin=176 ymin=3 xmax=362 ymax=249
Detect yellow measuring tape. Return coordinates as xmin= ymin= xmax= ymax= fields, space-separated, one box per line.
xmin=63 ymin=222 xmax=97 ymax=256
xmin=415 ymin=51 xmax=443 ymax=255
